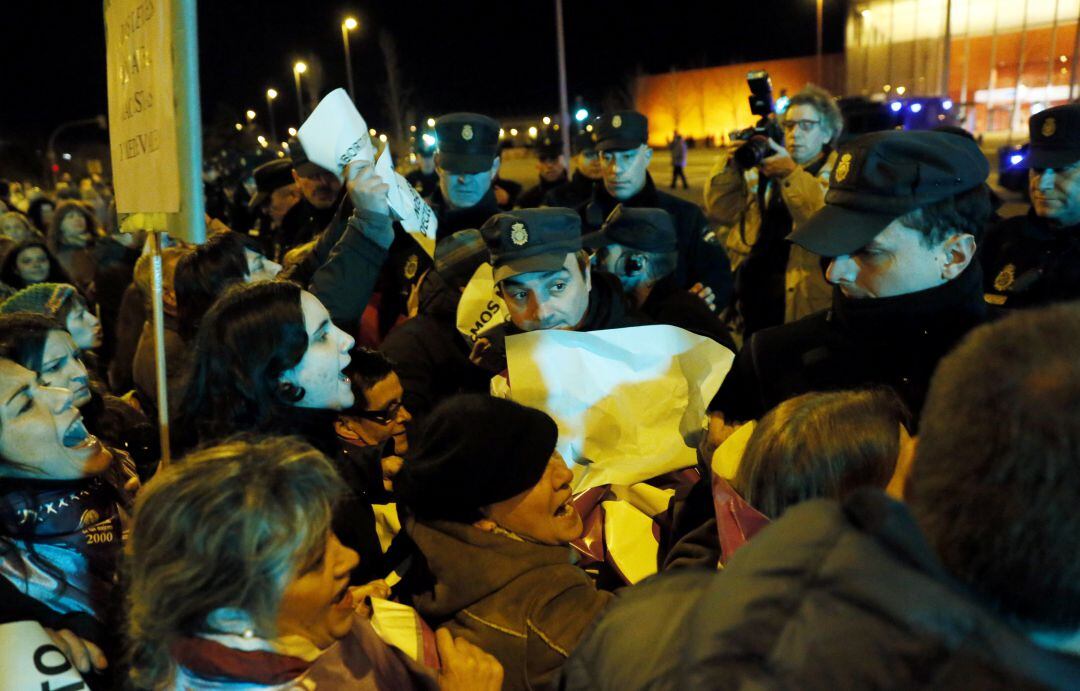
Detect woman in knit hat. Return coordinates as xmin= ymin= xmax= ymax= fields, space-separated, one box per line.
xmin=395 ymin=393 xmax=611 ymax=691
xmin=0 ymin=282 xmax=102 ymax=350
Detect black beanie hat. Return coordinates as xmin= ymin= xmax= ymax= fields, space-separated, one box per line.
xmin=395 ymin=394 xmax=559 ymax=523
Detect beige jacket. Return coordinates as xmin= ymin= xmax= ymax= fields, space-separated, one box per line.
xmin=704 ymin=148 xmax=837 ymax=323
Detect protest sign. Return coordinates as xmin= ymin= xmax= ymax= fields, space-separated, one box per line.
xmin=298 ymin=89 xmax=438 ymax=247
xmin=506 ymin=325 xmax=734 ymax=492
xmin=455 ymin=262 xmax=510 ymax=344
xmin=0 ymin=620 xmax=88 ymax=688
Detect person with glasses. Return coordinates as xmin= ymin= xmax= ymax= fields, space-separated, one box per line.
xmin=580 ymin=111 xmax=733 ymax=311
xmin=706 ymin=84 xmax=844 ymax=336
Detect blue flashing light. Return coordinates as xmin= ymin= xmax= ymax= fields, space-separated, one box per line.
xmin=775 ymin=95 xmax=791 ymax=114
xmin=910 ymin=102 xmax=923 ymax=113
xmin=890 ymin=101 xmax=903 ymax=112
xmin=574 ymin=108 xmax=589 ymax=122
xmin=942 ymin=99 xmax=953 ymax=111
xmin=421 ymin=133 xmax=436 ymax=147
xmin=1009 ymin=153 xmax=1025 ymax=166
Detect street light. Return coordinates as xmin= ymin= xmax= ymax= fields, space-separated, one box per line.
xmin=815 ymin=0 xmax=824 ymax=86
xmin=542 ymin=116 xmax=552 ymax=125
xmin=426 ymin=117 xmax=436 ymax=127
xmin=342 ymin=17 xmax=359 ymax=101
xmin=246 ymin=109 xmax=256 ymax=121
xmin=266 ymin=88 xmax=279 ymax=142
xmin=287 ymin=127 xmax=298 ymax=137
xmin=293 ymin=61 xmax=308 ymax=122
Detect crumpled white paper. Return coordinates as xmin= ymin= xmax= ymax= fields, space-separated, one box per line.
xmin=297 ymin=88 xmax=437 ymax=251
xmin=506 ymin=325 xmax=734 ymax=492
xmin=0 ymin=621 xmax=87 ymax=688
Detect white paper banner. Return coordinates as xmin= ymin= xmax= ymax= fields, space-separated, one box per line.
xmin=455 ymin=262 xmax=510 ymax=344
xmin=506 ymin=325 xmax=734 ymax=492
xmin=0 ymin=620 xmax=88 ymax=688
xmin=298 ymin=88 xmax=437 ymax=244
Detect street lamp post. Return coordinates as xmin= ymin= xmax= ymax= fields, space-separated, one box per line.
xmin=342 ymin=17 xmax=358 ymax=102
xmin=293 ymin=61 xmax=308 ymax=122
xmin=816 ymin=0 xmax=824 ymax=86
xmin=266 ymin=88 xmax=279 ymax=143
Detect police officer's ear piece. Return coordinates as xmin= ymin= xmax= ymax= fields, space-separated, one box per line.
xmin=624 ymin=254 xmax=644 ymax=276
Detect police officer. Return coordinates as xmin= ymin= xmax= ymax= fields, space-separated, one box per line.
xmin=981 ymin=103 xmax=1080 ymax=308
xmin=469 ymin=207 xmax=648 ymax=371
xmin=545 ymin=128 xmax=603 ymax=209
xmin=405 ymin=137 xmax=439 ymax=199
xmin=710 ymin=129 xmax=992 ymax=428
xmin=277 ymin=137 xmax=343 ymax=258
xmin=428 ymin=113 xmax=504 ymax=241
xmin=586 ymin=205 xmax=733 ymax=349
xmin=583 ymin=110 xmax=734 ymax=309
xmin=247 ymin=158 xmax=300 ymax=258
xmin=516 ymin=128 xmax=569 ymax=209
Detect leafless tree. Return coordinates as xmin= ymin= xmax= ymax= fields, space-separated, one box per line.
xmin=379 ymin=30 xmax=411 ymax=158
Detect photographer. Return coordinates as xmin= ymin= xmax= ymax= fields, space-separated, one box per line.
xmin=705 ymin=84 xmax=843 ymax=336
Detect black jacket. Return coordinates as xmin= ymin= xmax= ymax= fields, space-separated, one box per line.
xmin=980 ymin=210 xmax=1080 ymax=309
xmin=517 ymin=172 xmax=569 ymax=209
xmin=429 ymin=187 xmax=502 ymax=242
xmin=712 ymin=261 xmax=989 ymax=424
xmin=544 ymin=171 xmax=599 ymax=210
xmin=276 ymin=196 xmax=338 ymax=258
xmin=582 ymin=174 xmax=733 ymax=309
xmin=379 ymin=269 xmax=491 ymax=422
xmin=562 ymin=491 xmax=1080 ymax=691
xmin=640 ymin=274 xmax=734 ymax=350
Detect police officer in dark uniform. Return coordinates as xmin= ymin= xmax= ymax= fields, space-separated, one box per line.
xmin=405 ymin=137 xmax=439 ymax=199
xmin=586 ymin=205 xmax=733 ymax=349
xmin=582 ymin=110 xmax=734 ymax=310
xmin=276 ymin=137 xmax=343 ymax=259
xmin=516 ymin=128 xmax=569 ymax=209
xmin=711 ymin=130 xmax=992 ymax=426
xmin=981 ymin=103 xmax=1080 ymax=308
xmin=545 ymin=128 xmax=603 ymax=209
xmin=427 ymin=113 xmax=504 ymax=241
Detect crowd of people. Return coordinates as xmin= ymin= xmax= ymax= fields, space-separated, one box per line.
xmin=1 ymin=85 xmax=1079 ymax=690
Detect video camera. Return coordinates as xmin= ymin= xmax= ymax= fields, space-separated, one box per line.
xmin=731 ymin=70 xmax=786 ymax=170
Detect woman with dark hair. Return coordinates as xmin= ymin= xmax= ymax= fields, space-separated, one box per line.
xmin=173 ymin=231 xmax=282 ymax=341
xmin=0 ymin=239 xmax=73 ymax=290
xmin=0 ymin=283 xmax=102 ymax=351
xmin=0 ymin=347 xmax=139 ymax=689
xmin=27 ymin=197 xmax=56 ymax=234
xmin=47 ymin=201 xmax=100 ymax=296
xmin=177 ymin=281 xmax=392 ymax=584
xmin=0 ymin=313 xmax=157 ymax=477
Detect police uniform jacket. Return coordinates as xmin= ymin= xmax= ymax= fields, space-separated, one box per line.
xmin=980 ymin=209 xmax=1080 ymax=309
xmin=428 ymin=187 xmax=502 ymax=242
xmin=705 ymin=148 xmax=837 ymax=323
xmin=712 ymin=261 xmax=988 ymax=424
xmin=583 ymin=174 xmax=734 ymax=309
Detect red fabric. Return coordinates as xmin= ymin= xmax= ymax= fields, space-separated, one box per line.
xmin=711 ymin=475 xmax=770 ymax=566
xmin=169 ymin=637 xmax=310 ymax=685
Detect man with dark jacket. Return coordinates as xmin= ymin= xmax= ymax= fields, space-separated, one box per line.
xmin=561 ymin=303 xmax=1080 ymax=691
xmin=581 ymin=110 xmax=733 ymax=309
xmin=544 ymin=128 xmax=603 ymax=209
xmin=274 ymin=138 xmax=342 ymax=257
xmin=516 ymin=129 xmax=568 ymax=209
xmin=427 ymin=113 xmax=504 ymax=241
xmin=586 ymin=204 xmax=733 ymax=350
xmin=981 ymin=103 xmax=1080 ymax=308
xmin=710 ymin=129 xmax=992 ymax=427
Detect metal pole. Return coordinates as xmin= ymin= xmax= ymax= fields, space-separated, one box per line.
xmin=148 ymin=232 xmax=171 ymax=465
xmin=342 ymin=25 xmax=356 ymax=102
xmin=816 ymin=0 xmax=824 ymax=85
xmin=172 ymin=0 xmax=205 ymax=245
xmin=266 ymin=92 xmax=278 ymax=143
xmin=294 ymin=70 xmax=305 ymax=122
xmin=942 ymin=0 xmax=952 ymax=97
xmin=987 ymin=0 xmax=1000 ymax=130
xmin=1008 ymin=0 xmax=1030 ymax=144
xmin=887 ymin=0 xmax=895 ymax=89
xmin=960 ymin=0 xmax=973 ymax=106
xmin=555 ymin=0 xmax=571 ymax=160
xmin=1046 ymin=0 xmax=1060 ymax=99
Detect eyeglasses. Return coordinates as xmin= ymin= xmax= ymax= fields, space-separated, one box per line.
xmin=782 ymin=119 xmax=821 ymax=132
xmin=354 ymin=400 xmax=404 ymax=426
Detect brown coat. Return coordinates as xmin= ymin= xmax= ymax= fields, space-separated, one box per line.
xmin=407 ymin=519 xmax=611 ymax=691
xmin=132 ymin=318 xmax=189 ymax=418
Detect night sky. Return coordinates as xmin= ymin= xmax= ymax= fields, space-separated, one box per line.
xmin=3 ymin=0 xmax=847 ymax=146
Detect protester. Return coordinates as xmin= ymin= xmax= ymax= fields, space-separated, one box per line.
xmin=396 ymin=394 xmax=611 ymax=690
xmin=379 ymin=229 xmax=495 ymax=421
xmin=337 ymin=347 xmax=412 ymax=459
xmin=0 ymin=210 xmax=43 ymax=243
xmin=0 ymin=313 xmax=157 ymax=477
xmin=583 ymin=110 xmax=733 ymax=308
xmin=562 ymin=303 xmax=1080 ymax=690
xmin=544 ymin=128 xmax=603 ymax=209
xmin=0 ymin=345 xmax=138 ymax=689
xmin=131 ymin=247 xmax=191 ymax=414
xmin=664 ymin=387 xmax=912 ymax=570
xmin=516 ymin=129 xmax=568 ymax=208
xmin=706 ymin=84 xmax=843 ymax=333
xmin=127 ymin=434 xmax=503 ymax=691
xmin=709 ymin=129 xmax=991 ymax=430
xmin=428 ymin=113 xmax=503 ymax=240
xmin=27 ymin=197 xmax=55 ymax=234
xmin=586 ymin=204 xmax=732 ymax=347
xmin=981 ymin=103 xmax=1080 ymax=308
xmin=47 ymin=200 xmax=99 ymax=296
xmin=669 ymin=131 xmax=688 ymax=190
xmin=0 ymin=238 xmax=72 ymax=290
xmin=1 ymin=282 xmax=102 ymax=351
